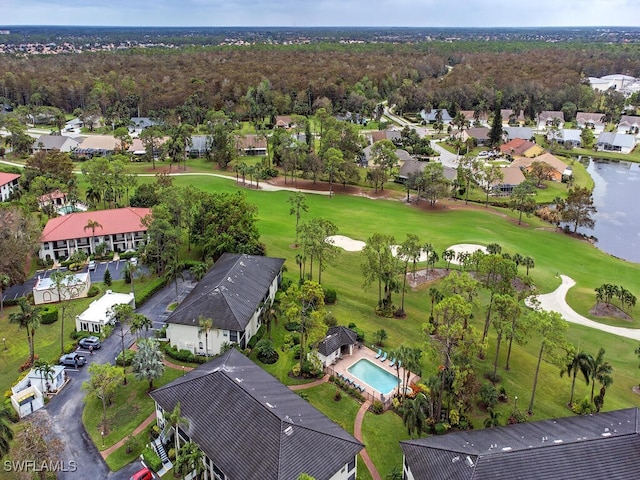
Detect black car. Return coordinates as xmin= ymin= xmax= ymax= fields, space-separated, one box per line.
xmin=59 ymin=353 xmax=87 ymax=367
xmin=78 ymin=336 xmax=101 ymax=349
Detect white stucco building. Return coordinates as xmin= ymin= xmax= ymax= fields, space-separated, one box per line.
xmin=75 ymin=290 xmax=135 ymax=333
xmin=33 ymin=272 xmax=91 ymax=305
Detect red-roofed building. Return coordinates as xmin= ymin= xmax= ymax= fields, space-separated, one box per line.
xmin=39 ymin=207 xmax=151 ymax=261
xmin=0 ymin=172 xmax=20 ymax=201
xmin=499 ymin=138 xmax=544 ymax=158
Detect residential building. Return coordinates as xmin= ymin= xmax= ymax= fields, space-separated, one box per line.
xmin=510 ymin=152 xmax=571 ymax=182
xmin=420 ymin=108 xmax=452 ymax=124
xmin=494 ymin=166 xmax=526 ymax=195
xmin=401 ymin=407 xmax=640 ymax=480
xmin=150 ymin=348 xmax=363 ymax=480
xmin=165 ymin=253 xmax=285 ymax=356
xmin=75 ymin=290 xmax=135 ymax=333
xmin=11 ymin=365 xmax=66 ymax=418
xmin=369 ymin=129 xmax=402 ymax=145
xmin=33 ymin=272 xmax=91 ymax=305
xmin=236 ymin=134 xmax=267 ymax=156
xmin=462 ymin=127 xmax=489 ymax=145
xmin=499 ymin=138 xmax=543 ymax=158
xmin=460 ymin=110 xmax=489 ymax=126
xmin=187 ymin=135 xmax=208 ymax=158
xmin=361 ymin=145 xmax=412 ymax=168
xmin=31 ymin=134 xmax=81 ymax=153
xmin=395 ymin=160 xmax=456 ymax=184
xmin=75 ymin=135 xmax=119 ymax=158
xmin=546 ymin=129 xmax=582 ymax=148
xmin=596 ymin=132 xmax=637 ymax=154
xmin=617 ymin=115 xmax=640 ymax=135
xmin=537 ymin=111 xmax=565 ymax=130
xmin=315 ymin=326 xmax=359 ymax=367
xmin=502 ymin=126 xmax=533 ymax=142
xmin=500 ymin=109 xmax=525 ymax=126
xmin=576 ymin=112 xmax=606 ymax=133
xmin=0 ymin=172 xmax=20 ymax=201
xmin=129 ymin=116 xmax=160 ymax=135
xmin=38 ymin=207 xmax=151 ymax=261
xmin=275 ymin=115 xmax=294 ymax=128
xmin=38 ymin=189 xmax=67 ymax=209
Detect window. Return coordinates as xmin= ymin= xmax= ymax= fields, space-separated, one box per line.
xmin=229 ymin=331 xmax=238 ymax=342
xmin=348 ymin=457 xmax=356 ymax=471
xmin=199 ymin=342 xmax=203 ymax=349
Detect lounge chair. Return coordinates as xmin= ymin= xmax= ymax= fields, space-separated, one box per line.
xmin=398 ymin=360 xmax=402 ymax=369
xmin=380 ymin=351 xmax=387 ymax=362
xmin=374 ymin=348 xmax=382 ymax=359
xmin=358 ymin=385 xmax=365 ymax=392
xmin=389 ymin=358 xmax=396 ymax=367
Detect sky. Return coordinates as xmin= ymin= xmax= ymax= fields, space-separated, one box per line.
xmin=3 ymin=0 xmax=640 ymax=28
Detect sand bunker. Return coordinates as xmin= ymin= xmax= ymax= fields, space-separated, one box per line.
xmin=447 ymin=244 xmax=487 ymax=264
xmin=325 ymin=235 xmax=366 ymax=252
xmin=390 ymin=245 xmax=430 ymax=262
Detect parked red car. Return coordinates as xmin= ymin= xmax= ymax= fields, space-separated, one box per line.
xmin=129 ymin=467 xmax=153 ymax=480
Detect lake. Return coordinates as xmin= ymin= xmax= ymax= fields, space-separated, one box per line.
xmin=583 ymin=159 xmax=640 ymax=264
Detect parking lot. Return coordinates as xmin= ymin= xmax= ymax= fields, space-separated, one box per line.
xmin=2 ymin=259 xmax=149 ymax=302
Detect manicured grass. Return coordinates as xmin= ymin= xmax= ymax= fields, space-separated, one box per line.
xmin=82 ymin=367 xmax=182 ymax=451
xmin=104 ymin=423 xmax=154 ymax=471
xmin=302 ymin=383 xmax=361 ymax=433
xmin=361 ymin=409 xmax=412 ymax=479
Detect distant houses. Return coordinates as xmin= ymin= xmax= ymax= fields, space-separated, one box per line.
xmin=0 ymin=172 xmax=20 ymax=201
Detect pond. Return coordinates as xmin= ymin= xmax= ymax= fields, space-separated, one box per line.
xmin=582 ymin=159 xmax=640 ymax=264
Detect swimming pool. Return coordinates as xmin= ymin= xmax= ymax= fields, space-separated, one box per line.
xmin=347 ymin=358 xmax=400 ymax=395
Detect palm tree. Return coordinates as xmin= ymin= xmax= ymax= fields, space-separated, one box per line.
xmin=34 ymin=360 xmax=55 ymax=393
xmin=164 ymin=401 xmax=189 ymax=453
xmin=560 ymin=349 xmax=593 ymax=406
xmin=0 ymin=407 xmax=14 ymax=459
xmin=484 ymin=407 xmax=502 ymax=428
xmin=401 ymin=393 xmax=428 ymax=437
xmin=85 ymin=187 xmax=101 ymax=208
xmin=130 ymin=314 xmax=152 ymax=340
xmin=589 ymin=348 xmax=614 ymax=404
xmin=260 ymin=297 xmax=280 ymax=340
xmin=83 ymin=219 xmax=103 ymax=256
xmin=0 ymin=273 xmax=9 ymax=315
xmin=197 ymin=316 xmax=213 ymax=357
xmin=175 ymin=441 xmax=204 ymax=480
xmin=524 ymin=256 xmax=535 ymax=276
xmin=9 ymin=298 xmax=42 ymax=366
xmin=132 ymin=338 xmax=165 ymax=391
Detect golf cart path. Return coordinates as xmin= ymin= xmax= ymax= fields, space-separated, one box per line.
xmin=534 ymin=275 xmax=640 ymax=341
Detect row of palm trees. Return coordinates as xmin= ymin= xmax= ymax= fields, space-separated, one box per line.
xmin=561 ymin=347 xmax=614 ymax=411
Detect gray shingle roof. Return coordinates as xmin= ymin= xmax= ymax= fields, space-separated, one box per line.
xmin=165 ymin=253 xmax=285 ymax=331
xmin=317 ymin=326 xmax=358 ymax=356
xmin=150 ymin=349 xmax=363 ymax=480
xmin=401 ymin=407 xmax=640 ymax=480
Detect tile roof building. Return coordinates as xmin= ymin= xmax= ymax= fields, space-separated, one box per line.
xmin=401 ymin=407 xmax=640 ymax=480
xmin=166 ymin=253 xmax=285 ymax=355
xmin=151 ymin=348 xmax=363 ymax=480
xmin=0 ymin=172 xmax=20 ymax=201
xmin=38 ymin=207 xmax=151 ymax=261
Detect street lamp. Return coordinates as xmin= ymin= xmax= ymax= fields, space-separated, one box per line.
xmin=2 ymin=338 xmax=6 ymax=351
xmin=182 ymin=366 xmax=185 ymax=376
xmin=514 ymin=396 xmax=518 ymax=412
xmin=101 ymin=430 xmax=105 ymax=448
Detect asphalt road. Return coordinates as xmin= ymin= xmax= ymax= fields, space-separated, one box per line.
xmin=3 ymin=260 xmax=149 ymax=302
xmin=33 ymin=273 xmax=194 ymax=480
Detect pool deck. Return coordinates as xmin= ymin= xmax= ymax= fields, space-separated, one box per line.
xmin=329 ymin=345 xmax=421 ymax=402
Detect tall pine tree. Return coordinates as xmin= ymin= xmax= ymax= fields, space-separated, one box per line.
xmin=488 ymin=92 xmax=503 ymax=148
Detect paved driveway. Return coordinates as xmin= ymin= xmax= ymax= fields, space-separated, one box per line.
xmin=38 ymin=273 xmax=193 ymax=479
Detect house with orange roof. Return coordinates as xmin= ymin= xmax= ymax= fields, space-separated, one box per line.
xmin=39 ymin=207 xmax=151 ymax=261
xmin=0 ymin=172 xmax=20 ymax=201
xmin=499 ymin=138 xmax=544 ymax=158
xmin=510 ymin=152 xmax=571 ymax=182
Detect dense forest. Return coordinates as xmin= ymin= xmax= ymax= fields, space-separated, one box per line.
xmin=1 ymin=40 xmax=639 ymax=123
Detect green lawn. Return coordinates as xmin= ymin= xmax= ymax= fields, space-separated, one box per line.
xmin=82 ymin=367 xmax=183 ymax=452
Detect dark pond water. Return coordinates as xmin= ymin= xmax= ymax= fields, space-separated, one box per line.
xmin=583 ymin=159 xmax=640 ymax=264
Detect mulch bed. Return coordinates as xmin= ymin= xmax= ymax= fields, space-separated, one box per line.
xmin=589 ymin=302 xmax=632 ymax=321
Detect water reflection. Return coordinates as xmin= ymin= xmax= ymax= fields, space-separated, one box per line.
xmin=582 ymin=159 xmax=640 ymax=263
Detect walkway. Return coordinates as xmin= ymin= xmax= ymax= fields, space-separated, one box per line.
xmin=292 ymin=375 xmax=382 ymax=480
xmin=100 ymin=412 xmax=156 ymax=459
xmin=533 ymin=275 xmax=640 ymax=341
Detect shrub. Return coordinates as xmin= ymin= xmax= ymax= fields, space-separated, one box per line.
xmin=3 ymin=296 xmax=23 ymax=307
xmin=135 ymin=277 xmax=168 ymax=306
xmin=479 ymin=383 xmax=498 ymax=410
xmin=40 ymin=306 xmax=58 ymax=324
xmin=334 ymin=389 xmax=342 ymax=401
xmin=323 ymin=287 xmax=337 ymax=304
xmin=284 ymin=321 xmax=301 ymax=332
xmin=283 ymin=332 xmax=300 ymax=345
xmin=63 ymin=343 xmax=77 ymax=354
xmin=142 ymin=446 xmax=163 ymax=472
xmin=247 ymin=325 xmax=265 ymax=349
xmin=124 ymin=434 xmax=140 ymax=455
xmin=371 ymin=400 xmax=384 ymax=414
xmin=115 ymin=349 xmax=136 ymax=367
xmin=168 ymin=448 xmax=176 ymax=462
xmin=255 ymin=339 xmax=278 ymax=364
xmin=351 ymin=327 xmax=365 ymax=342
xmin=162 ymin=343 xmax=208 ymax=364
xmin=118 ymin=251 xmax=137 ymax=260
xmin=434 ymin=422 xmax=450 ymax=435
xmin=323 ymin=312 xmax=338 ymax=327
xmin=87 ymin=285 xmax=100 ymax=298
xmin=70 ymin=329 xmax=91 ymax=340
xmin=103 ymin=269 xmax=112 ymax=286
xmin=291 ymin=344 xmax=301 ymax=359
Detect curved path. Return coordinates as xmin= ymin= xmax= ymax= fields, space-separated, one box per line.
xmin=533 ymin=275 xmax=640 ymax=341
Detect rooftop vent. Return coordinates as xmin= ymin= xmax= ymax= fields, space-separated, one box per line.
xmin=501 ymin=447 xmax=512 ymax=452
xmin=553 ymin=440 xmax=563 ymax=444
xmin=266 ymin=402 xmax=275 ymax=408
xmin=235 ymin=377 xmax=243 ymax=383
xmin=465 ymin=456 xmax=474 ymax=467
xmin=451 ymin=456 xmax=460 ymax=463
xmin=284 ymin=426 xmax=293 ymax=436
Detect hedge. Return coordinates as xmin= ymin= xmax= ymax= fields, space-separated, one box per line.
xmin=247 ymin=325 xmax=265 ymax=349
xmin=40 ymin=306 xmax=59 ymax=324
xmin=162 ymin=343 xmax=208 ymax=364
xmin=115 ymin=349 xmax=136 ymax=367
xmin=142 ymin=447 xmax=163 ymax=473
xmin=3 ymin=296 xmax=24 ymax=307
xmin=135 ymin=276 xmax=168 ymax=306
